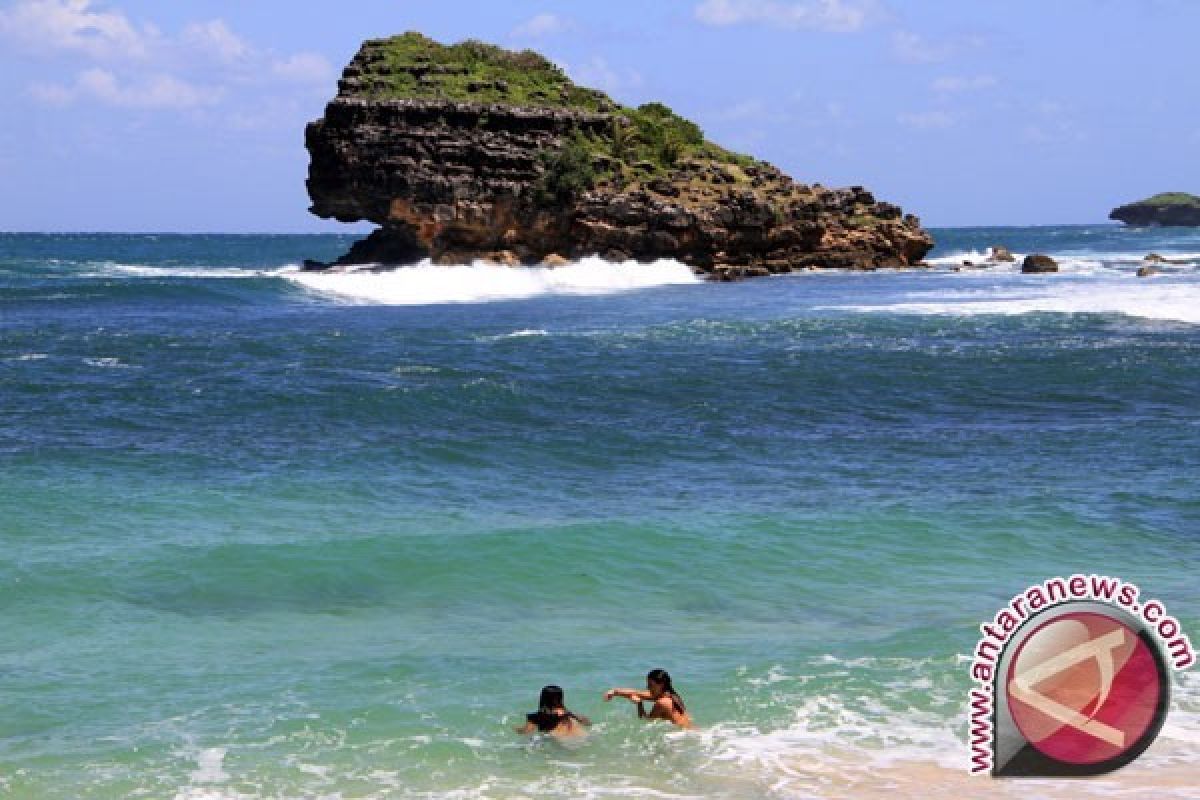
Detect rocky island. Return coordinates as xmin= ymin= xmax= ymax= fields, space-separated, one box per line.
xmin=305 ymin=33 xmax=933 ymax=278
xmin=1109 ymin=192 xmax=1200 ymax=227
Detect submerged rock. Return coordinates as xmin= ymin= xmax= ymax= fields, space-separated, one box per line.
xmin=1021 ymin=254 xmax=1058 ymax=273
xmin=305 ymin=32 xmax=934 ymax=277
xmin=1137 ymin=265 xmax=1160 ymax=277
xmin=1144 ymin=252 xmax=1191 ymax=265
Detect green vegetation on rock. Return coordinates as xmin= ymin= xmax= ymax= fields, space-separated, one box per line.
xmin=1136 ymin=192 xmax=1200 ymax=207
xmin=349 ymin=32 xmax=761 ymax=184
xmin=561 ymin=102 xmax=757 ymax=193
xmin=356 ymin=32 xmax=611 ymax=110
xmin=534 ymin=135 xmax=596 ymax=205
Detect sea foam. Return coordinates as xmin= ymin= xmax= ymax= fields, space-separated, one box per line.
xmin=824 ymin=276 xmax=1200 ymax=325
xmin=926 ymin=248 xmax=1200 ymax=275
xmin=283 ymin=257 xmax=701 ymax=305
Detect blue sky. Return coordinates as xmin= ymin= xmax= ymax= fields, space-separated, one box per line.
xmin=1 ymin=0 xmax=1197 ymax=231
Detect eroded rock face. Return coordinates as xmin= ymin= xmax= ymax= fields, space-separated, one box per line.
xmin=305 ymin=36 xmax=934 ymax=276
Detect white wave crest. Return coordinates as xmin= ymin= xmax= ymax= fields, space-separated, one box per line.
xmin=825 ymin=277 xmax=1200 ymax=324
xmin=284 ymin=257 xmax=701 ymax=305
xmin=88 ymin=263 xmax=298 ymax=279
xmin=925 ymin=248 xmax=1005 ymax=267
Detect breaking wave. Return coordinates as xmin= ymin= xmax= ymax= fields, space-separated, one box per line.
xmin=283 ymin=257 xmax=701 ymax=305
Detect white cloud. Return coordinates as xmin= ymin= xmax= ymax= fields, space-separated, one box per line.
xmin=4 ymin=1 xmax=338 ymax=113
xmin=694 ymin=0 xmax=878 ymax=33
xmin=932 ymin=74 xmax=997 ymax=93
xmin=567 ymin=57 xmax=643 ymax=95
xmin=0 ymin=2 xmax=266 ymax=67
xmin=31 ymin=67 xmax=223 ymax=109
xmin=181 ymin=19 xmax=250 ymax=64
xmin=0 ymin=0 xmax=152 ymax=59
xmin=271 ymin=52 xmax=333 ymax=84
xmin=892 ymin=30 xmax=985 ymax=64
xmin=511 ymin=12 xmax=572 ymax=38
xmin=897 ymin=110 xmax=957 ymax=130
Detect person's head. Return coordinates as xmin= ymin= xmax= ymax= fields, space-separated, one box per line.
xmin=537 ymin=685 xmax=565 ymax=713
xmin=646 ymin=669 xmax=684 ymax=712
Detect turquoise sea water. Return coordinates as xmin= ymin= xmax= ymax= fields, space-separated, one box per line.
xmin=1 ymin=227 xmax=1198 ymax=798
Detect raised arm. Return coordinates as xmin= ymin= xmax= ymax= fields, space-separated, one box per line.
xmin=603 ymin=688 xmax=651 ymax=703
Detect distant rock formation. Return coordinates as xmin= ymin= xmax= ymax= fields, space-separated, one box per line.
xmin=304 ymin=33 xmax=933 ymax=277
xmin=1110 ymin=193 xmax=1200 ymax=226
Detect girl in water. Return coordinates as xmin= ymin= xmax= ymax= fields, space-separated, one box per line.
xmin=603 ymin=668 xmax=692 ymax=728
xmin=514 ymin=685 xmax=591 ymax=738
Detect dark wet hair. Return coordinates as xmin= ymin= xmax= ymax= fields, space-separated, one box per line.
xmin=538 ymin=685 xmax=565 ymax=713
xmin=647 ymin=669 xmax=685 ymax=714
xmin=529 ymin=685 xmax=583 ymax=732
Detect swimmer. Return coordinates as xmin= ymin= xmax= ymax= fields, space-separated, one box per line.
xmin=515 ymin=685 xmax=591 ymax=737
xmin=603 ymin=668 xmax=692 ymax=728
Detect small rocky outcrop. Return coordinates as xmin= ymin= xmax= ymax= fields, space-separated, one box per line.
xmin=1144 ymin=253 xmax=1192 ymax=265
xmin=1137 ymin=265 xmax=1160 ymax=277
xmin=304 ymin=33 xmax=933 ymax=276
xmin=989 ymin=245 xmax=1015 ymax=262
xmin=1110 ymin=193 xmax=1200 ymax=226
xmin=1021 ymin=254 xmax=1058 ymax=273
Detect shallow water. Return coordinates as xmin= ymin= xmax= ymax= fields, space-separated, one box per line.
xmin=1 ymin=226 xmax=1197 ymax=798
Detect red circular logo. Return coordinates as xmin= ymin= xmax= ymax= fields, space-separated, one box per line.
xmin=1006 ymin=611 xmax=1163 ymax=765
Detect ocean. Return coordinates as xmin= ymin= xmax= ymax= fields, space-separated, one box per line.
xmin=1 ymin=226 xmax=1197 ymax=798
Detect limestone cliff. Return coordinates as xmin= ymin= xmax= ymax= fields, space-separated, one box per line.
xmin=305 ymin=33 xmax=933 ymax=277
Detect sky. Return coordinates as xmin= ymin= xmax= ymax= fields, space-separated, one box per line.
xmin=1 ymin=0 xmax=1198 ymax=231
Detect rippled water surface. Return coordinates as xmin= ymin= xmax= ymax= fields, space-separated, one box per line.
xmin=1 ymin=227 xmax=1198 ymax=798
